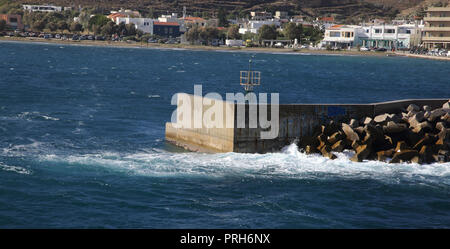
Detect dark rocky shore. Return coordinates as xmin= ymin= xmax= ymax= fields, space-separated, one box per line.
xmin=301 ymin=100 xmax=450 ymax=164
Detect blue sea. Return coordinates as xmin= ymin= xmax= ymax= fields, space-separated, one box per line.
xmin=0 ymin=41 xmax=449 ymax=228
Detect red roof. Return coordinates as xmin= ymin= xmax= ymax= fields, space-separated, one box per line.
xmin=107 ymin=13 xmax=127 ymax=21
xmin=183 ymin=17 xmax=205 ymax=22
xmin=154 ymin=22 xmax=180 ymax=26
xmin=329 ymin=25 xmax=343 ymax=30
xmin=320 ymin=17 xmax=335 ymax=22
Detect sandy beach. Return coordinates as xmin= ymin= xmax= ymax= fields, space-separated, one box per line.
xmin=4 ymin=36 xmax=450 ymax=61
xmin=0 ymin=36 xmax=394 ymax=57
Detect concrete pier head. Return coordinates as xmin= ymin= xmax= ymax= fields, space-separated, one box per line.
xmin=165 ymin=94 xmax=448 ymax=153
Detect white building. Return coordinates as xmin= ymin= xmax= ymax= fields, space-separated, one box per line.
xmin=110 ymin=8 xmax=141 ymax=17
xmin=158 ymin=13 xmax=178 ymax=23
xmin=250 ymin=11 xmax=272 ymax=21
xmin=158 ymin=13 xmax=186 ymax=32
xmin=359 ymin=24 xmax=422 ymax=49
xmin=322 ymin=25 xmax=364 ymax=48
xmin=322 ymin=23 xmax=422 ymax=49
xmin=274 ymin=11 xmax=289 ymax=20
xmin=23 ymin=4 xmax=63 ymax=12
xmin=116 ymin=17 xmax=156 ymax=34
xmin=238 ymin=20 xmax=281 ymax=34
xmin=225 ymin=39 xmax=244 ymax=47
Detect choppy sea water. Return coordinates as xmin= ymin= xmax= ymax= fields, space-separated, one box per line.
xmin=0 ymin=41 xmax=449 ymax=228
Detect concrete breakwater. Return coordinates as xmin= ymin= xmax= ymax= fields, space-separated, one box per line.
xmin=165 ymin=95 xmax=449 ymax=163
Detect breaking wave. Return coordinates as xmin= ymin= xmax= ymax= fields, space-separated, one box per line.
xmin=0 ymin=163 xmax=32 ymax=175
xmin=16 ymin=112 xmax=59 ymax=121
xmin=36 ymin=143 xmax=450 ymax=184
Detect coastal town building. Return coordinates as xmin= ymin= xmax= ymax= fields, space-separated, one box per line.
xmin=110 ymin=9 xmax=141 ymax=18
xmin=290 ymin=15 xmax=305 ymax=24
xmin=0 ymin=14 xmax=24 ymax=30
xmin=6 ymin=4 xmax=438 ymax=51
xmin=159 ymin=13 xmax=186 ymax=32
xmin=322 ymin=25 xmax=363 ymax=48
xmin=113 ymin=12 xmax=186 ymax=36
xmin=359 ymin=24 xmax=420 ymax=49
xmin=238 ymin=20 xmax=281 ymax=34
xmin=153 ymin=22 xmax=181 ymax=37
xmin=107 ymin=13 xmax=127 ymax=23
xmin=323 ymin=23 xmax=422 ymax=50
xmin=275 ymin=11 xmax=289 ymax=20
xmin=423 ymin=7 xmax=450 ymax=49
xmin=317 ymin=16 xmax=336 ymax=30
xmin=250 ymin=11 xmax=272 ymax=21
xmin=183 ymin=16 xmax=207 ymax=27
xmin=158 ymin=13 xmax=179 ymax=23
xmin=22 ymin=4 xmax=63 ymax=12
xmin=115 ymin=17 xmax=155 ymax=34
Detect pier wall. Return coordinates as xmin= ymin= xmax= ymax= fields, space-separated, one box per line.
xmin=165 ymin=95 xmax=448 ymax=153
xmin=165 ymin=94 xmax=235 ymax=153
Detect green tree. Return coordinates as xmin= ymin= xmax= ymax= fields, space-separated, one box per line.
xmin=46 ymin=22 xmax=58 ymax=32
xmin=186 ymin=26 xmax=201 ymax=44
xmin=88 ymin=15 xmax=109 ymax=29
xmin=242 ymin=32 xmax=257 ymax=41
xmin=218 ymin=8 xmax=229 ymax=27
xmin=258 ymin=24 xmax=277 ymax=40
xmin=117 ymin=22 xmax=126 ymax=36
xmin=101 ymin=21 xmax=116 ymax=36
xmin=146 ymin=7 xmax=156 ymax=18
xmin=77 ymin=11 xmax=91 ymax=28
xmin=57 ymin=21 xmax=69 ymax=31
xmin=32 ymin=20 xmax=46 ymax=31
xmin=91 ymin=24 xmax=101 ymax=35
xmin=0 ymin=19 xmax=6 ymax=31
xmin=227 ymin=24 xmax=241 ymax=40
xmin=303 ymin=26 xmax=323 ymax=45
xmin=284 ymin=22 xmax=303 ymax=41
xmin=204 ymin=27 xmax=219 ymax=41
xmin=70 ymin=22 xmax=83 ymax=32
xmin=125 ymin=24 xmax=136 ymax=36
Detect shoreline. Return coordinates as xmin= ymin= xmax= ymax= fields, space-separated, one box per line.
xmin=0 ymin=36 xmax=392 ymax=57
xmin=3 ymin=36 xmax=450 ymax=61
xmin=394 ymin=51 xmax=450 ymax=61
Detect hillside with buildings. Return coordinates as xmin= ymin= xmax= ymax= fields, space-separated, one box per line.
xmin=1 ymin=0 xmax=450 ymax=54
xmin=4 ymin=0 xmax=449 ymax=21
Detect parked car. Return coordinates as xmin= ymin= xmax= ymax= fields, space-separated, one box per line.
xmin=87 ymin=35 xmax=94 ymax=40
xmin=72 ymin=35 xmax=79 ymax=40
xmin=374 ymin=47 xmax=387 ymax=52
xmin=55 ymin=34 xmax=61 ymax=39
xmin=274 ymin=42 xmax=283 ymax=48
xmin=95 ymin=36 xmax=105 ymax=41
xmin=360 ymin=47 xmax=370 ymax=51
xmin=148 ymin=38 xmax=158 ymax=43
xmin=43 ymin=34 xmax=52 ymax=39
xmin=166 ymin=39 xmax=177 ymax=44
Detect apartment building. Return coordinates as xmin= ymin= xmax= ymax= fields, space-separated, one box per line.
xmin=423 ymin=7 xmax=450 ymax=49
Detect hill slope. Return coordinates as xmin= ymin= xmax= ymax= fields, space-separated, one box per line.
xmin=9 ymin=0 xmax=450 ymax=20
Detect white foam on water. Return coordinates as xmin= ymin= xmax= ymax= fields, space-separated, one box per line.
xmin=2 ymin=140 xmax=44 ymax=157
xmin=15 ymin=112 xmax=59 ymax=121
xmin=37 ymin=143 xmax=450 ymax=184
xmin=0 ymin=163 xmax=32 ymax=175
